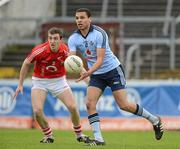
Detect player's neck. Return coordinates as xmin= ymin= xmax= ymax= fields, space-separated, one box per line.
xmin=50 ymin=48 xmax=58 ymax=53
xmin=80 ymin=25 xmax=91 ymax=37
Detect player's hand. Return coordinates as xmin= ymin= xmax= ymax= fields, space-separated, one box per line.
xmin=13 ymin=85 xmax=23 ymax=100
xmin=76 ymin=71 xmax=90 ymax=82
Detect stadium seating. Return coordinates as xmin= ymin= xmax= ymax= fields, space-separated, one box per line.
xmin=1 ymin=0 xmax=180 ymax=79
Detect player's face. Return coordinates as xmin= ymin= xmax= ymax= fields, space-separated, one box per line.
xmin=75 ymin=12 xmax=91 ymax=30
xmin=48 ymin=33 xmax=61 ymax=52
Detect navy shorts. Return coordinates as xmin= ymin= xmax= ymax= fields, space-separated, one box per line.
xmin=89 ymin=65 xmax=126 ymax=92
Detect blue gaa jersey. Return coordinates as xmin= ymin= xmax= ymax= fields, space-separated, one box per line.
xmin=68 ymin=25 xmax=120 ymax=74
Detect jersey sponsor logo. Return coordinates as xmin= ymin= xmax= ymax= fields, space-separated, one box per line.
xmin=85 ymin=56 xmax=97 ymax=60
xmin=0 ymin=87 xmax=16 ymax=114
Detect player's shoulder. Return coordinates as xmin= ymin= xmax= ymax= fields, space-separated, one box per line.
xmin=91 ymin=25 xmax=107 ymax=41
xmin=59 ymin=43 xmax=68 ymax=51
xmin=32 ymin=41 xmax=48 ymax=52
xmin=69 ymin=29 xmax=81 ymax=39
xmin=92 ymin=25 xmax=106 ymax=35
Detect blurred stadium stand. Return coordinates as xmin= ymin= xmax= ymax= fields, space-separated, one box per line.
xmin=0 ymin=0 xmax=180 ymax=79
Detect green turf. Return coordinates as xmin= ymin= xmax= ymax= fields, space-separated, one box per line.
xmin=0 ymin=128 xmax=179 ymax=149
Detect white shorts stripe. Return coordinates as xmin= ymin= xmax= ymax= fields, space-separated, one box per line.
xmin=116 ymin=66 xmax=126 ymax=86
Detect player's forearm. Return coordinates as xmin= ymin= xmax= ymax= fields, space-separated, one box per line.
xmin=88 ymin=58 xmax=103 ymax=74
xmin=88 ymin=48 xmax=105 ymax=75
xmin=18 ymin=59 xmax=30 ymax=86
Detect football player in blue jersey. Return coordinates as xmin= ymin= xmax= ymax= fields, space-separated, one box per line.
xmin=68 ymin=8 xmax=163 ymax=146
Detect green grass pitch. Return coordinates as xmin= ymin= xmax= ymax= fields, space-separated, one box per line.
xmin=1 ymin=128 xmax=179 ymax=149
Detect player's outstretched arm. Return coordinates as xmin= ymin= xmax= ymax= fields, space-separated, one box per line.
xmin=81 ymin=68 xmax=90 ymax=84
xmin=66 ymin=67 xmax=90 ymax=84
xmin=13 ymin=59 xmax=30 ymax=99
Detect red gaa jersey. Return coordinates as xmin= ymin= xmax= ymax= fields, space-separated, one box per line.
xmin=26 ymin=41 xmax=68 ymax=78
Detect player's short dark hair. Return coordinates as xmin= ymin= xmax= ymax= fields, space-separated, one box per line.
xmin=75 ymin=8 xmax=91 ymax=17
xmin=48 ymin=27 xmax=63 ymax=38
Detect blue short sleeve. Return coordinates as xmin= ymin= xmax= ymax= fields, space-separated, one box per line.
xmin=68 ymin=35 xmax=77 ymax=52
xmin=96 ymin=31 xmax=106 ymax=49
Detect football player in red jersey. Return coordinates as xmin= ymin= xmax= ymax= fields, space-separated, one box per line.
xmin=13 ymin=27 xmax=90 ymax=143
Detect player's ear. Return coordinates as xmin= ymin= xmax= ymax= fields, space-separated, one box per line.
xmin=89 ymin=17 xmax=92 ymax=23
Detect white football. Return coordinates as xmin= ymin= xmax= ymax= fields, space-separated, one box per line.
xmin=64 ymin=55 xmax=83 ymax=73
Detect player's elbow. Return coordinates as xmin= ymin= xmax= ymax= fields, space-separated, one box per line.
xmin=24 ymin=59 xmax=31 ymax=66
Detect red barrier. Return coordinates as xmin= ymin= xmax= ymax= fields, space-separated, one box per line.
xmin=1 ymin=117 xmax=180 ymax=130
xmin=34 ymin=117 xmax=180 ymax=131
